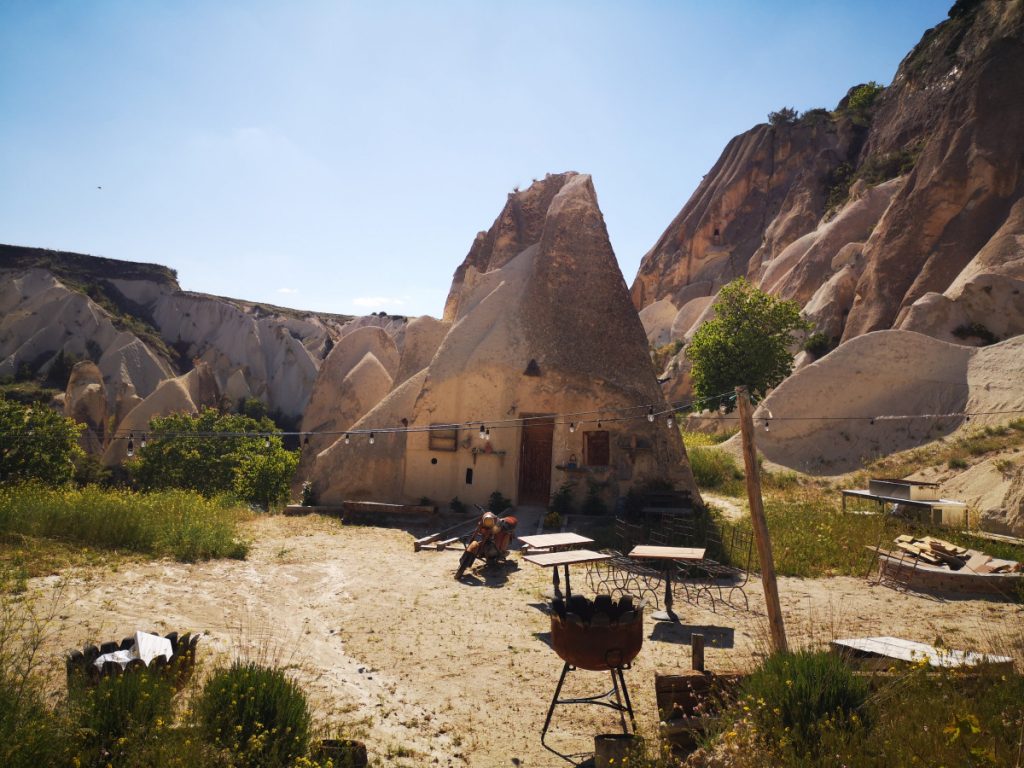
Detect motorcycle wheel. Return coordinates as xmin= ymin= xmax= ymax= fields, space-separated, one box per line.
xmin=455 ymin=551 xmax=474 ymax=580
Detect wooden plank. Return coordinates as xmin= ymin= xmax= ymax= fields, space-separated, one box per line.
xmin=971 ymin=530 xmax=1024 ymax=547
xmin=964 ymin=553 xmax=992 ymax=572
xmin=414 ymin=533 xmax=441 ymax=552
xmin=986 ymin=558 xmax=1018 ymax=573
xmin=434 ymin=537 xmax=460 ymax=551
xmin=833 ymin=636 xmax=1013 ymax=670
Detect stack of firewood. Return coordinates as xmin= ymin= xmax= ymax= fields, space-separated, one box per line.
xmin=894 ymin=535 xmax=1021 ymax=573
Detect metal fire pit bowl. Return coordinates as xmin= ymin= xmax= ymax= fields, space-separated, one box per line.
xmin=550 ymin=597 xmax=644 ymax=671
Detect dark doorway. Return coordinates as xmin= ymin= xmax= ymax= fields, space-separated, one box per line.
xmin=517 ymin=416 xmax=554 ymax=505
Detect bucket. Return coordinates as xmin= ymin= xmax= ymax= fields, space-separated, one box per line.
xmin=594 ymin=733 xmax=642 ymax=767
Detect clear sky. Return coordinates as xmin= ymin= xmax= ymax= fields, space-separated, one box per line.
xmin=0 ymin=0 xmax=952 ymax=318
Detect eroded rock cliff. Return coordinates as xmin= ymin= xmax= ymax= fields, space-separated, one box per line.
xmin=634 ymin=0 xmax=1024 ymax=363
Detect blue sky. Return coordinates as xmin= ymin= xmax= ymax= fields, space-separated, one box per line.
xmin=0 ymin=0 xmax=952 ymax=317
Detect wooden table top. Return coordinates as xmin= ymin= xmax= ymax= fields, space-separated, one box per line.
xmin=518 ymin=532 xmax=594 ymax=549
xmin=628 ymin=545 xmax=706 ymax=561
xmin=523 ymin=549 xmax=611 ymax=567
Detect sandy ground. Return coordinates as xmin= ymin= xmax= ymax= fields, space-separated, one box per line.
xmin=27 ymin=514 xmax=1024 ymax=767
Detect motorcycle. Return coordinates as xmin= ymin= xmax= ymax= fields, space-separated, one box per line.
xmin=455 ymin=508 xmax=518 ymax=579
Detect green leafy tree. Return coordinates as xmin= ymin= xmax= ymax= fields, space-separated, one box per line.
xmin=686 ymin=278 xmax=809 ymax=411
xmin=130 ymin=408 xmax=297 ymax=509
xmin=0 ymin=397 xmax=83 ymax=485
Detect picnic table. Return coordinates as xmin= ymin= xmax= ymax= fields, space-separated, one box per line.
xmin=628 ymin=545 xmax=706 ymax=622
xmin=523 ymin=549 xmax=610 ymax=599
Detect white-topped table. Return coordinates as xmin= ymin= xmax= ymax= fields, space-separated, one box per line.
xmin=518 ymin=532 xmax=594 ymax=551
xmin=523 ymin=549 xmax=610 ymax=599
xmin=519 ymin=533 xmax=595 ymax=598
xmin=628 ymin=545 xmax=706 ymax=622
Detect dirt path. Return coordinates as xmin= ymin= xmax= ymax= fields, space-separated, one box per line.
xmin=701 ymin=492 xmax=747 ymax=521
xmin=30 ymin=515 xmax=1024 ymax=766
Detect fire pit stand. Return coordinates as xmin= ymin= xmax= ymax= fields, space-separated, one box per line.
xmin=541 ymin=661 xmax=636 ymax=763
xmin=541 ymin=594 xmax=644 ymax=764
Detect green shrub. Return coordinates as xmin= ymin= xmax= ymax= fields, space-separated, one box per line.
xmin=199 ymin=661 xmax=312 ymax=768
xmin=449 ymin=496 xmax=466 ymax=515
xmin=953 ymin=322 xmax=1000 ymax=345
xmin=549 ymin=482 xmax=575 ymax=517
xmin=581 ymin=480 xmax=609 ymax=516
xmin=948 ymin=456 xmax=969 ymax=469
xmin=651 ymin=338 xmax=684 ymax=372
xmin=688 ymin=446 xmax=744 ymax=495
xmin=0 ymin=397 xmax=84 ymax=485
xmin=803 ymin=331 xmax=837 ymax=359
xmin=845 ymin=81 xmax=884 ymax=113
xmin=682 ymin=430 xmax=737 ymax=448
xmin=130 ymin=408 xmax=298 ymax=510
xmin=824 ymin=161 xmax=855 ymax=215
xmin=487 ymin=491 xmax=512 ymax=513
xmin=768 ymin=107 xmax=799 ymax=126
xmin=300 ymin=481 xmax=317 ymax=507
xmin=543 ymin=510 xmax=562 ymax=530
xmin=0 ymin=484 xmax=249 ymax=562
xmin=737 ymin=650 xmax=869 ymax=756
xmin=71 ymin=668 xmax=177 ymax=751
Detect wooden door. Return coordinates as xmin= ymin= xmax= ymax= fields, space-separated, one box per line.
xmin=518 ymin=416 xmax=554 ymax=505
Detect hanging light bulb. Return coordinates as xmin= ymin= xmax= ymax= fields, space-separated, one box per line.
xmin=597 ymin=420 xmax=602 ymax=429
xmin=569 ymin=422 xmax=576 ymax=433
xmin=303 ymin=433 xmax=310 ymax=446
xmin=264 ymin=435 xmax=271 ymax=449
xmin=667 ymin=415 xmax=675 ymax=430
xmin=140 ymin=433 xmax=147 ymax=449
xmin=344 ymin=433 xmax=350 ymax=445
xmin=369 ymin=432 xmax=376 ymax=445
xmin=764 ymin=419 xmax=770 ymax=432
xmin=647 ymin=406 xmax=655 ymax=423
xmin=126 ymin=433 xmax=134 ymax=458
xmin=869 ymin=418 xmax=875 ymax=426
xmin=479 ymin=424 xmax=487 ymax=440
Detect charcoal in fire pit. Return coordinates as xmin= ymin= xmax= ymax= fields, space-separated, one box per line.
xmin=551 ymin=597 xmax=566 ymax=618
xmin=567 ymin=594 xmax=591 ymax=621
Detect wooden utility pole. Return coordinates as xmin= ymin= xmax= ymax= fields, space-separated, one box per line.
xmin=736 ymin=386 xmax=788 ymax=653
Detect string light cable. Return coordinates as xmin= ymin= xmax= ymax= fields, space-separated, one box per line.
xmin=7 ymin=391 xmax=1023 ymax=444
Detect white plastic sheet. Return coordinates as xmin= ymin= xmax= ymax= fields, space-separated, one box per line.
xmin=93 ymin=631 xmax=173 ymax=670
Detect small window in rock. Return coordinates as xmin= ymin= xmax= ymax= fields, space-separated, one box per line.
xmin=428 ymin=426 xmax=458 ymax=452
xmin=465 ymin=468 xmax=474 ymax=485
xmin=523 ymin=359 xmax=542 ymax=377
xmin=584 ymin=430 xmax=610 ymax=467
xmin=431 ymin=457 xmax=438 ymax=465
